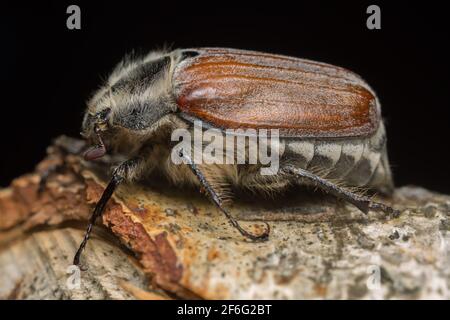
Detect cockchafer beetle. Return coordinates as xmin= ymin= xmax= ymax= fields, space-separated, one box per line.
xmin=65 ymin=48 xmax=398 ymax=267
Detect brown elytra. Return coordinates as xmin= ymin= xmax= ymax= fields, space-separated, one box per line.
xmin=174 ymin=48 xmax=379 ymax=138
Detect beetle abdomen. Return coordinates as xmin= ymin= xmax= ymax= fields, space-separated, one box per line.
xmin=284 ymin=123 xmax=393 ymax=193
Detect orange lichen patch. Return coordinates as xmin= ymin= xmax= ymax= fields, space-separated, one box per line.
xmin=314 ymin=284 xmax=328 ymax=297
xmin=250 ymin=223 xmax=267 ymax=235
xmin=84 ymin=180 xmax=105 ymax=205
xmin=138 ymin=205 xmax=171 ymax=227
xmin=102 ymin=203 xmax=196 ymax=297
xmin=210 ymin=283 xmax=230 ymax=300
xmin=178 ymin=239 xmax=198 ymax=290
xmin=207 ymin=247 xmax=221 ymax=261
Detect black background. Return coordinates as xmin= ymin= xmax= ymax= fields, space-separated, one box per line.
xmin=1 ymin=1 xmax=449 ymax=192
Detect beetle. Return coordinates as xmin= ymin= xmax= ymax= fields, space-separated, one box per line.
xmin=73 ymin=47 xmax=398 ymax=267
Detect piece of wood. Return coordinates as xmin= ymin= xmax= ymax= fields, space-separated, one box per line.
xmin=0 ymin=228 xmax=158 ymax=299
xmin=1 ymin=136 xmax=450 ymax=299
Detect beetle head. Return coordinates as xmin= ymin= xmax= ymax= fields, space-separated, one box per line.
xmin=81 ymin=107 xmax=112 ymax=161
xmin=81 ymin=53 xmax=176 ymax=161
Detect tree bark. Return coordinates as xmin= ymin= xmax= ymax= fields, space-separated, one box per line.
xmin=1 ymin=136 xmax=449 ymax=299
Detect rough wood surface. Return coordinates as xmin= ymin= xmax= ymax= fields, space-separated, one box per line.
xmin=1 ymin=136 xmax=449 ymax=299
xmin=0 ymin=228 xmax=161 ymax=299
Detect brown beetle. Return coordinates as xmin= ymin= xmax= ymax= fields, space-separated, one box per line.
xmin=73 ymin=48 xmax=397 ymax=267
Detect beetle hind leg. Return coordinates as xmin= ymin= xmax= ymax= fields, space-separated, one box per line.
xmin=283 ymin=165 xmax=399 ymax=217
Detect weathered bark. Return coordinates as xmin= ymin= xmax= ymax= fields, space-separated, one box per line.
xmin=1 ymin=136 xmax=449 ymax=299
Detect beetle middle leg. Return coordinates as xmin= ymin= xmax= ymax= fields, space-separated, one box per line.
xmin=179 ymin=151 xmax=270 ymax=241
xmin=73 ymin=157 xmax=141 ymax=268
xmin=283 ymin=165 xmax=399 ymax=217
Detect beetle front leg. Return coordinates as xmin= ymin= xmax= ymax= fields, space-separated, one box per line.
xmin=178 ymin=151 xmax=270 ymax=242
xmin=73 ymin=157 xmax=142 ymax=268
xmin=283 ymin=165 xmax=400 ymax=217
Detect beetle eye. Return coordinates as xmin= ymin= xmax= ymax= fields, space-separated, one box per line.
xmin=97 ymin=108 xmax=111 ymax=120
xmin=180 ymin=50 xmax=199 ymax=61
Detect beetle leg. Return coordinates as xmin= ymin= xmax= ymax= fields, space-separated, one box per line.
xmin=73 ymin=158 xmax=141 ymax=268
xmin=283 ymin=165 xmax=400 ymax=217
xmin=178 ymin=151 xmax=270 ymax=242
